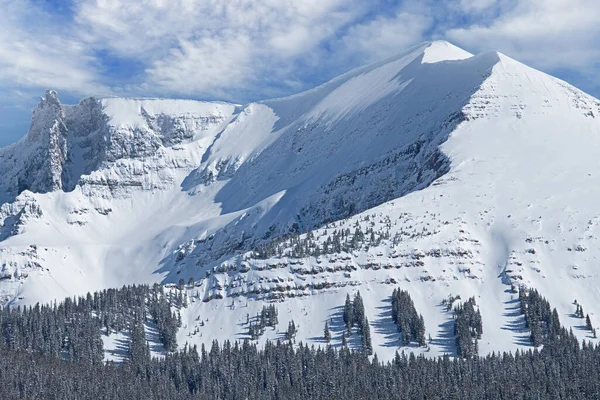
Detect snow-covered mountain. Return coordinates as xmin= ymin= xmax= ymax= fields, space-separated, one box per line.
xmin=2 ymin=40 xmax=600 ymax=361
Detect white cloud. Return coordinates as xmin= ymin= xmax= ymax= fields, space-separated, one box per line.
xmin=3 ymin=0 xmax=600 ymax=147
xmin=144 ymin=35 xmax=254 ymax=98
xmin=445 ymin=0 xmax=600 ymax=70
xmin=458 ymin=0 xmax=497 ymax=14
xmin=73 ymin=0 xmax=366 ymax=98
xmin=0 ymin=1 xmax=107 ymax=94
xmin=337 ymin=10 xmax=432 ymax=62
xmin=1 ymin=0 xmax=600 ymax=112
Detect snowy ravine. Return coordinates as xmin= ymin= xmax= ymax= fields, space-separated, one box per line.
xmin=2 ymin=40 xmax=600 ymax=361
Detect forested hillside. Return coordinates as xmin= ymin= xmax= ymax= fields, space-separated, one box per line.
xmin=1 ymin=283 xmax=600 ymax=399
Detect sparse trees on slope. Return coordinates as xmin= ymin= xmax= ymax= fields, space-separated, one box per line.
xmin=285 ymin=320 xmax=297 ymax=341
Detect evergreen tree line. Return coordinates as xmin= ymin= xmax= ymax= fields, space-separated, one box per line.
xmin=3 ymin=329 xmax=600 ymax=399
xmin=3 ymin=285 xmax=600 ymax=398
xmin=454 ymin=297 xmax=483 ymax=359
xmin=519 ymin=287 xmax=561 ymax=347
xmin=343 ymin=291 xmax=373 ymax=354
xmin=0 ymin=284 xmax=183 ymax=364
xmin=148 ymin=284 xmax=183 ymax=352
xmin=254 ymin=223 xmax=390 ymax=260
xmin=391 ymin=289 xmax=426 ymax=346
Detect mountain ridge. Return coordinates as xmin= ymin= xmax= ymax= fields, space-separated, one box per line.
xmin=1 ymin=40 xmax=600 ymax=361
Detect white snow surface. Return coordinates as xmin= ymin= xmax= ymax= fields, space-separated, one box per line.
xmin=422 ymin=40 xmax=473 ymax=63
xmin=2 ymin=41 xmax=600 ymax=361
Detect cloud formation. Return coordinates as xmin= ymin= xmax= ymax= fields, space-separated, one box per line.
xmin=0 ymin=1 xmax=106 ymax=94
xmin=0 ymin=0 xmax=599 ymax=143
xmin=446 ymin=0 xmax=600 ymax=70
xmin=72 ymin=0 xmax=379 ymax=100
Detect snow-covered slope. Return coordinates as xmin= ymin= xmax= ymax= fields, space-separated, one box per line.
xmin=2 ymin=41 xmax=600 ymax=361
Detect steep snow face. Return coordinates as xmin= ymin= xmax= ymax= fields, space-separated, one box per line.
xmin=168 ymin=49 xmax=600 ymax=361
xmin=190 ymin=103 xmax=280 ymax=185
xmin=421 ymin=40 xmax=473 ymax=63
xmin=162 ymin=50 xmax=600 ymax=362
xmin=2 ymin=41 xmax=600 ymax=360
xmin=184 ymin=44 xmax=492 ymax=260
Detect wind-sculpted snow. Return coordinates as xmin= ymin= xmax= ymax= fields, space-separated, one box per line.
xmin=186 ymin=49 xmax=498 ymax=251
xmin=2 ymin=41 xmax=600 ymax=360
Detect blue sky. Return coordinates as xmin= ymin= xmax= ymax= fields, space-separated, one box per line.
xmin=1 ymin=0 xmax=599 ymax=146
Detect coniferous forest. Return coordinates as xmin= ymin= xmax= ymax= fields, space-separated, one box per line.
xmin=1 ymin=285 xmax=600 ymax=399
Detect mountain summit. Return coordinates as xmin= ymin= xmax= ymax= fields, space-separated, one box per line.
xmin=1 ymin=41 xmax=600 ymax=360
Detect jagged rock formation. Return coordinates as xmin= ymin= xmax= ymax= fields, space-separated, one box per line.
xmin=0 ymin=91 xmax=237 ymax=202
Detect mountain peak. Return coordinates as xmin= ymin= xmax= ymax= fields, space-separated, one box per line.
xmin=4 ymin=40 xmax=600 ymax=362
xmin=422 ymin=40 xmax=473 ymax=63
xmin=39 ymin=89 xmax=61 ymax=108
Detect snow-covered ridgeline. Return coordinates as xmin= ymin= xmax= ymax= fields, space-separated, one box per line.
xmin=1 ymin=41 xmax=600 ymax=361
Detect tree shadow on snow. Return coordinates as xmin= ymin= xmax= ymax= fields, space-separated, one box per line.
xmin=371 ymin=297 xmax=401 ymax=348
xmin=105 ymin=332 xmax=130 ymax=363
xmin=564 ymin=313 xmax=594 ymax=338
xmin=430 ymin=304 xmax=456 ymax=356
xmin=501 ymin=298 xmax=531 ymax=346
xmin=234 ymin=313 xmax=276 ymax=341
xmin=145 ymin=321 xmax=167 ymax=357
xmin=313 ymin=305 xmax=362 ymax=351
xmin=572 ymin=324 xmax=589 ymax=332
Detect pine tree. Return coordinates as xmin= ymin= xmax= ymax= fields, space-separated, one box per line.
xmin=285 ymin=320 xmax=297 ymax=341
xmin=520 ymin=288 xmax=563 ymax=346
xmin=353 ymin=291 xmax=365 ymax=332
xmin=362 ymin=318 xmax=373 ymax=355
xmin=343 ymin=294 xmax=353 ymax=333
xmin=248 ymin=322 xmax=256 ymax=340
xmin=128 ymin=312 xmax=150 ymax=367
xmin=418 ymin=315 xmax=426 ymax=346
xmin=454 ymin=297 xmax=481 ymax=358
xmin=324 ymin=321 xmax=331 ymax=343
